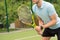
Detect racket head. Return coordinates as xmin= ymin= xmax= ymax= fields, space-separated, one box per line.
xmin=17 ymin=5 xmax=32 ymax=25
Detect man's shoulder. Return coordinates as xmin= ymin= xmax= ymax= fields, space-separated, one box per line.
xmin=43 ymin=1 xmax=53 ymax=7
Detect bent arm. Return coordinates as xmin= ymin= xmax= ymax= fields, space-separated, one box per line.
xmin=42 ymin=14 xmax=57 ymax=28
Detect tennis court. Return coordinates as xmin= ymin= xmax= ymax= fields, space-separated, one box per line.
xmin=0 ymin=28 xmax=57 ymax=40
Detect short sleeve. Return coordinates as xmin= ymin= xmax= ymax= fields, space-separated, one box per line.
xmin=47 ymin=4 xmax=57 ymax=16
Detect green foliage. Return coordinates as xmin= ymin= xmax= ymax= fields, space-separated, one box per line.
xmin=0 ymin=0 xmax=31 ymax=27
xmin=0 ymin=0 xmax=60 ymax=27
xmin=57 ymin=0 xmax=60 ymax=5
xmin=54 ymin=4 xmax=60 ymax=17
xmin=44 ymin=0 xmax=57 ymax=3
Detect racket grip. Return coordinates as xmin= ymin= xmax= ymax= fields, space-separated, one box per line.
xmin=41 ymin=26 xmax=43 ymax=30
xmin=39 ymin=25 xmax=43 ymax=30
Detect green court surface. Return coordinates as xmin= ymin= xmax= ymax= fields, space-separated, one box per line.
xmin=0 ymin=28 xmax=57 ymax=40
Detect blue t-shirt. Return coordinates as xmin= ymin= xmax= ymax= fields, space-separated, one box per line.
xmin=32 ymin=1 xmax=60 ymax=29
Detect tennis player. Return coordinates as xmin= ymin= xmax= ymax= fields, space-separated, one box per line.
xmin=32 ymin=0 xmax=60 ymax=40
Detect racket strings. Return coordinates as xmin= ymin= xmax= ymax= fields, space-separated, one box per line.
xmin=18 ymin=5 xmax=32 ymax=24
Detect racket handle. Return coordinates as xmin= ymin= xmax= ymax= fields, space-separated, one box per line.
xmin=39 ymin=25 xmax=43 ymax=30
xmin=31 ymin=23 xmax=36 ymax=28
xmin=41 ymin=26 xmax=43 ymax=30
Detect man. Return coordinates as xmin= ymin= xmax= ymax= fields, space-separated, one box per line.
xmin=32 ymin=0 xmax=60 ymax=40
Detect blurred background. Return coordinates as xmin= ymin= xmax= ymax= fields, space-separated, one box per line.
xmin=0 ymin=0 xmax=60 ymax=32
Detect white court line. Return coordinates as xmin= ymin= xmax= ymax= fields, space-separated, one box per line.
xmin=15 ymin=35 xmax=40 ymax=40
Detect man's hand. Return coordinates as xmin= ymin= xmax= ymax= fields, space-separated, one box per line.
xmin=35 ymin=26 xmax=43 ymax=35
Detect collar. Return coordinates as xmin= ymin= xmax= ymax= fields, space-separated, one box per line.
xmin=37 ymin=1 xmax=45 ymax=9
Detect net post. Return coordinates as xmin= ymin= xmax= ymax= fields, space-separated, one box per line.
xmin=4 ymin=0 xmax=9 ymax=32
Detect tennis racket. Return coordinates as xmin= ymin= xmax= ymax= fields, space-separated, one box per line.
xmin=17 ymin=0 xmax=39 ymax=28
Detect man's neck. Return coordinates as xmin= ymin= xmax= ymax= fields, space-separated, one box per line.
xmin=37 ymin=0 xmax=42 ymax=8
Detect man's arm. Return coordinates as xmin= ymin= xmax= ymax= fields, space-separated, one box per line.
xmin=35 ymin=16 xmax=43 ymax=35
